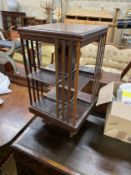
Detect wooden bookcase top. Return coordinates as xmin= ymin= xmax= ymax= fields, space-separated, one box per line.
xmin=19 ymin=23 xmax=108 ymax=42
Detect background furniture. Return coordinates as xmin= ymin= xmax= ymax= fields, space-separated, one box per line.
xmin=0 ymin=30 xmax=5 ymax=40
xmin=0 ymin=29 xmax=22 ymax=73
xmin=0 ymin=83 xmax=33 ymax=147
xmin=41 ymin=2 xmax=55 ymax=23
xmin=52 ymin=0 xmax=63 ymax=22
xmin=80 ymin=43 xmax=131 ymax=82
xmin=1 ymin=11 xmax=26 ymax=31
xmin=22 ymin=16 xmax=46 ymax=26
xmin=1 ymin=11 xmax=46 ymax=39
xmin=64 ymin=9 xmax=120 ymax=43
xmin=120 ymin=10 xmax=131 ymax=46
xmin=0 ymin=83 xmax=33 ymax=174
xmin=0 ymin=40 xmax=21 ymax=72
xmin=12 ymin=115 xmax=131 ymax=175
xmin=19 ymin=23 xmax=107 ymax=136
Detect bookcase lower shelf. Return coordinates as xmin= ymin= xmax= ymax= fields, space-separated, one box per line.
xmin=28 ymin=67 xmax=93 ymax=90
xmin=29 ymin=93 xmax=96 ymax=136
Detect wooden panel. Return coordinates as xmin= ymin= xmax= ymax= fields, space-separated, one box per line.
xmin=66 ymin=9 xmax=113 ymax=19
xmin=64 ymin=19 xmax=113 ymax=43
xmin=64 ymin=9 xmax=114 ymax=43
xmin=0 ymin=84 xmax=33 ymax=147
xmin=1 ymin=11 xmax=26 ymax=31
xmin=13 ymin=116 xmax=131 ymax=175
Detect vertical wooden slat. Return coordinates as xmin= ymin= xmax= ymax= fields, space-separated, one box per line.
xmin=95 ymin=34 xmax=106 ymax=95
xmin=36 ymin=80 xmax=40 ymax=100
xmin=94 ymin=36 xmax=102 ymax=99
xmin=61 ymin=40 xmax=65 ymax=119
xmin=31 ymin=41 xmax=38 ymax=100
xmin=99 ymin=35 xmax=106 ymax=72
xmin=32 ymin=80 xmax=37 ymax=102
xmin=40 ymin=82 xmax=43 ymax=96
xmin=26 ymin=40 xmax=36 ymax=102
xmin=34 ymin=41 xmax=40 ymax=100
xmin=26 ymin=40 xmax=32 ymax=73
xmin=73 ymin=41 xmax=81 ymax=125
xmin=67 ymin=41 xmax=72 ymax=112
xmin=55 ymin=39 xmax=59 ymax=118
xmin=91 ymin=36 xmax=102 ymax=102
xmin=21 ymin=39 xmax=32 ymax=105
xmin=91 ymin=33 xmax=106 ymax=102
xmin=35 ymin=41 xmax=41 ymax=68
xmin=31 ymin=41 xmax=37 ymax=72
xmin=36 ymin=41 xmax=42 ymax=97
xmin=31 ymin=41 xmax=40 ymax=101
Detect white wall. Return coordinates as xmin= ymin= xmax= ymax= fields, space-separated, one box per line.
xmin=66 ymin=0 xmax=131 ymax=18
xmin=2 ymin=0 xmax=131 ymax=20
xmin=1 ymin=0 xmax=48 ymax=19
xmin=66 ymin=0 xmax=131 ymax=44
xmin=17 ymin=0 xmax=66 ymax=20
xmin=1 ymin=0 xmax=131 ymax=44
xmin=17 ymin=0 xmax=50 ymax=19
xmin=4 ymin=0 xmax=131 ymax=22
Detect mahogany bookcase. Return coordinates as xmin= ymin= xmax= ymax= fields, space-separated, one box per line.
xmin=19 ymin=23 xmax=107 ymax=136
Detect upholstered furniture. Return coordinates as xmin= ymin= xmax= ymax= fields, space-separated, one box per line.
xmin=13 ymin=43 xmax=131 ymax=84
xmin=80 ymin=44 xmax=131 ymax=82
xmin=14 ymin=44 xmax=55 ymax=66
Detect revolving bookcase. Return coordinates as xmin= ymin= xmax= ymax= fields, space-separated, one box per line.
xmin=19 ymin=23 xmax=107 ymax=136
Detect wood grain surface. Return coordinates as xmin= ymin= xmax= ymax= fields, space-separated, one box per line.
xmin=13 ymin=116 xmax=131 ymax=175
xmin=0 ymin=83 xmax=33 ymax=147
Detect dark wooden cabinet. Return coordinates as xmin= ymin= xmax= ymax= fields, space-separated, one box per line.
xmin=12 ymin=116 xmax=131 ymax=175
xmin=22 ymin=16 xmax=46 ymax=26
xmin=1 ymin=11 xmax=26 ymax=31
xmin=34 ymin=19 xmax=46 ymax=25
xmin=22 ymin=16 xmax=36 ymax=26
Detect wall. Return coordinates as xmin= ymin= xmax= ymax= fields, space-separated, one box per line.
xmin=17 ymin=0 xmax=66 ymax=20
xmin=1 ymin=0 xmax=47 ymax=19
xmin=2 ymin=0 xmax=131 ymax=20
xmin=66 ymin=0 xmax=131 ymax=44
xmin=17 ymin=0 xmax=131 ymax=44
xmin=1 ymin=0 xmax=131 ymax=44
xmin=17 ymin=0 xmax=46 ymax=19
xmin=66 ymin=0 xmax=131 ymax=17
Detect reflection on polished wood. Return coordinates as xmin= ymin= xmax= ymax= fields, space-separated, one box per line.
xmin=0 ymin=83 xmax=33 ymax=147
xmin=13 ymin=116 xmax=131 ymax=175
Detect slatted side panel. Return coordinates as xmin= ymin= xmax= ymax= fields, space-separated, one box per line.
xmin=21 ymin=34 xmax=107 ymax=130
xmin=21 ymin=39 xmax=33 ymax=105
xmin=67 ymin=41 xmax=73 ymax=112
xmin=21 ymin=39 xmax=43 ymax=105
xmin=91 ymin=33 xmax=107 ymax=102
xmin=73 ymin=42 xmax=81 ymax=126
xmin=54 ymin=39 xmax=78 ymax=123
xmin=61 ymin=40 xmax=66 ymax=119
xmin=55 ymin=39 xmax=60 ymax=118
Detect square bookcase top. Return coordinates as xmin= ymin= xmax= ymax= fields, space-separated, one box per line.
xmin=18 ymin=23 xmax=108 ymax=41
